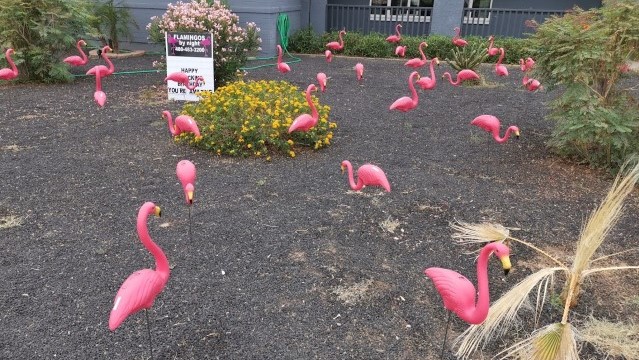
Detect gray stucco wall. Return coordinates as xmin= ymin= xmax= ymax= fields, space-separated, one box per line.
xmin=430 ymin=0 xmax=465 ymax=36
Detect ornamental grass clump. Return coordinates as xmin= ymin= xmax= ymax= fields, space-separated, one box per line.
xmin=147 ymin=0 xmax=261 ymax=86
xmin=179 ymin=80 xmax=336 ymax=159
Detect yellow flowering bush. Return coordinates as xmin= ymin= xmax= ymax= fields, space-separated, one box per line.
xmin=178 ymin=79 xmax=336 ymax=158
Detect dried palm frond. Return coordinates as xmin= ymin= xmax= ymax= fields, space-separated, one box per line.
xmin=581 ymin=317 xmax=639 ymax=360
xmin=454 ymin=267 xmax=565 ymax=359
xmin=494 ymin=322 xmax=580 ymax=360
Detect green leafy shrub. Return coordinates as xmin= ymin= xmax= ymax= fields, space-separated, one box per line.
xmin=0 ymin=0 xmax=93 ymax=83
xmin=89 ymin=0 xmax=139 ymax=53
xmin=179 ymin=80 xmax=336 ymax=159
xmin=288 ymin=27 xmax=323 ymax=53
xmin=530 ymin=0 xmax=639 ymax=169
xmin=343 ymin=32 xmax=389 ymax=57
xmin=147 ymin=0 xmax=261 ymax=87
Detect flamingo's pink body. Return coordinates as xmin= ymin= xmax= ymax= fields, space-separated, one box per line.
xmin=93 ymin=67 xmax=107 ymax=107
xmin=390 ymin=71 xmax=420 ymax=112
xmin=487 ymin=35 xmax=498 ymax=56
xmin=386 ymin=24 xmax=402 ymax=43
xmin=495 ymin=48 xmax=508 ymax=77
xmin=163 ymin=111 xmax=201 ymax=137
xmin=109 ymin=202 xmax=168 ymax=331
xmin=519 ymin=57 xmax=535 ymax=72
xmin=317 ymin=72 xmax=328 ymax=92
xmin=0 ymin=49 xmax=19 ymax=80
xmin=325 ymin=50 xmax=333 ymax=63
xmin=288 ymin=84 xmax=319 ymax=133
xmin=395 ymin=45 xmax=407 ymax=57
xmin=86 ymin=46 xmax=114 ymax=78
xmin=176 ymin=160 xmax=196 ymax=205
xmin=405 ymin=42 xmax=428 ymax=68
xmin=341 ymin=160 xmax=391 ymax=192
xmin=276 ymin=45 xmax=291 ymax=74
xmin=326 ymin=30 xmax=346 ymax=51
xmin=424 ymin=242 xmax=511 ymax=325
xmin=442 ymin=69 xmax=480 ymax=86
xmin=63 ymin=40 xmax=89 ymax=66
xmin=164 ymin=72 xmax=204 ymax=91
xmin=354 ymin=63 xmax=364 ymax=81
xmin=452 ymin=27 xmax=468 ymax=47
xmin=522 ymin=75 xmax=542 ymax=92
xmin=471 ymin=115 xmax=520 ymax=143
xmin=416 ymin=58 xmax=439 ymax=90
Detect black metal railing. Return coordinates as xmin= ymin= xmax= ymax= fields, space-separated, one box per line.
xmin=461 ymin=8 xmax=566 ymax=37
xmin=326 ymin=5 xmax=433 ymax=36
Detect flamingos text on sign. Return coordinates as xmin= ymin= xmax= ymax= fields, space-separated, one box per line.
xmin=63 ymin=39 xmax=89 ymax=66
xmin=341 ymin=160 xmax=391 ymax=192
xmin=442 ymin=69 xmax=480 ymax=86
xmin=0 ymin=49 xmax=19 ymax=81
xmin=276 ymin=45 xmax=290 ymax=74
xmin=471 ymin=115 xmax=520 ymax=143
xmin=495 ymin=48 xmax=508 ymax=77
xmin=405 ymin=42 xmax=428 ymax=69
xmin=416 ymin=58 xmax=439 ymax=90
xmin=317 ymin=72 xmax=328 ymax=93
xmin=386 ymin=24 xmax=402 ymax=43
xmin=163 ymin=111 xmax=201 ymax=138
xmin=452 ymin=27 xmax=468 ymax=47
xmin=86 ymin=46 xmax=114 ymax=78
xmin=109 ymin=202 xmax=168 ymax=359
xmin=390 ymin=71 xmax=420 ymax=112
xmin=165 ymin=72 xmax=204 ymax=92
xmin=288 ymin=84 xmax=319 ymax=133
xmin=326 ymin=29 xmax=346 ymax=51
xmin=424 ymin=242 xmax=511 ymax=358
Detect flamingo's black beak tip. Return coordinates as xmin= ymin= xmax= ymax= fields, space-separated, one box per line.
xmin=504 ymin=268 xmax=510 ymax=276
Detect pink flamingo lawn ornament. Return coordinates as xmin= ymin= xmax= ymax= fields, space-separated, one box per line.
xmin=452 ymin=27 xmax=468 ymax=47
xmin=164 ymin=72 xmax=205 ymax=92
xmin=63 ymin=39 xmax=89 ymax=66
xmin=471 ymin=115 xmax=520 ymax=143
xmin=200 ymin=36 xmax=211 ymax=57
xmin=442 ymin=69 xmax=480 ymax=86
xmin=276 ymin=45 xmax=290 ymax=74
xmin=386 ymin=23 xmax=402 ymax=43
xmin=354 ymin=62 xmax=364 ymax=82
xmin=416 ymin=58 xmax=440 ymax=90
xmin=288 ymin=84 xmax=319 ymax=134
xmin=317 ymin=72 xmax=328 ymax=93
xmin=0 ymin=49 xmax=19 ymax=81
xmin=86 ymin=46 xmax=114 ymax=78
xmin=109 ymin=202 xmax=167 ymax=360
xmin=495 ymin=48 xmax=508 ymax=77
xmin=93 ymin=67 xmax=106 ymax=108
xmin=405 ymin=41 xmax=428 ymax=69
xmin=325 ymin=50 xmax=333 ymax=63
xmin=340 ymin=160 xmax=391 ymax=192
xmin=176 ymin=160 xmax=196 ymax=240
xmin=395 ymin=45 xmax=407 ymax=57
xmin=522 ymin=75 xmax=542 ymax=92
xmin=390 ymin=71 xmax=420 ymax=112
xmin=326 ymin=29 xmax=346 ymax=52
xmin=487 ymin=35 xmax=498 ymax=56
xmin=424 ymin=242 xmax=511 ymax=360
xmin=163 ymin=111 xmax=201 ymax=138
xmin=519 ymin=57 xmax=535 ymax=72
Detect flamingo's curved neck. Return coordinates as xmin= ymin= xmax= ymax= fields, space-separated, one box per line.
xmin=77 ymin=42 xmax=87 ymax=62
xmin=395 ymin=24 xmax=401 ymax=37
xmin=419 ymin=42 xmax=426 ymax=60
xmin=339 ymin=31 xmax=345 ymax=47
xmin=186 ymin=77 xmax=202 ymax=91
xmin=5 ymin=51 xmax=17 ymax=74
xmin=429 ymin=60 xmax=436 ymax=82
xmin=445 ymin=72 xmax=460 ymax=86
xmin=408 ymin=72 xmax=418 ymax=104
xmin=344 ymin=162 xmax=363 ymax=190
xmin=137 ymin=206 xmax=169 ymax=279
xmin=462 ymin=243 xmax=497 ymax=323
xmin=497 ymin=48 xmax=505 ymax=66
xmin=494 ymin=126 xmax=517 ymax=143
xmin=164 ymin=111 xmax=178 ymax=135
xmin=454 ymin=27 xmax=460 ymax=37
xmin=522 ymin=74 xmax=529 ymax=86
xmin=95 ymin=68 xmax=102 ymax=91
xmin=277 ymin=46 xmax=283 ymax=63
xmin=305 ymin=87 xmax=318 ymax=119
xmin=103 ymin=52 xmax=114 ymax=74
xmin=488 ymin=37 xmax=494 ymax=51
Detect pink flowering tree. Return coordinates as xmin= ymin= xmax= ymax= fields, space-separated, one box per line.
xmin=147 ymin=0 xmax=261 ymax=85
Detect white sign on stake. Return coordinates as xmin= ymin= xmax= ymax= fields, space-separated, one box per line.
xmin=165 ymin=31 xmax=215 ymax=101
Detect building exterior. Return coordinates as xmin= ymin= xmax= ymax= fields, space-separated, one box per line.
xmin=121 ymin=0 xmax=602 ymax=56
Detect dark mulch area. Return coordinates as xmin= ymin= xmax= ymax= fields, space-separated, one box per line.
xmin=1 ymin=54 xmax=638 ymax=359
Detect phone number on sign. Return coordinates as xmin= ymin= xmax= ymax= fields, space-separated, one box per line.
xmin=175 ymin=47 xmax=205 ymax=53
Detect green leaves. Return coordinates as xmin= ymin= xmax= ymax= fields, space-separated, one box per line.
xmin=446 ymin=40 xmax=489 ymax=73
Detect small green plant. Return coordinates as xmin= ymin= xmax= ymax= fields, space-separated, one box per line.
xmin=288 ymin=27 xmax=323 ymax=53
xmin=90 ymin=0 xmax=139 ymax=53
xmin=446 ymin=39 xmax=489 ymax=73
xmin=179 ymin=79 xmax=336 ymax=159
xmin=0 ymin=0 xmax=93 ymax=83
xmin=530 ymin=0 xmax=639 ymax=170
